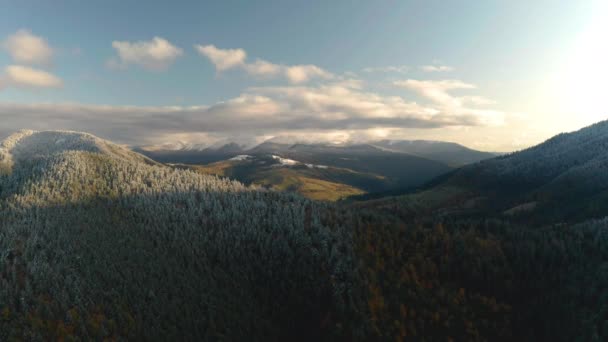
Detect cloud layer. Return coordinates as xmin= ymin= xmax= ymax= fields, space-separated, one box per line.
xmin=0 ymin=31 xmax=508 ymax=149
xmin=0 ymin=79 xmax=502 ymax=146
xmin=109 ymin=37 xmax=183 ymax=71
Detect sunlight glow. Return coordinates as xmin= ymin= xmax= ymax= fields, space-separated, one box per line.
xmin=558 ymin=0 xmax=608 ymax=124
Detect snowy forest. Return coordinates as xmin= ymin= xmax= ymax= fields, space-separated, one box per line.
xmin=1 ymin=130 xmax=608 ymax=341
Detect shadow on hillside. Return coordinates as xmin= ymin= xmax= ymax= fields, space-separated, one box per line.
xmin=0 ymin=190 xmax=360 ymax=341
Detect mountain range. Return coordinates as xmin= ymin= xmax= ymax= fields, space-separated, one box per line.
xmin=2 ymin=122 xmax=608 ymax=340
xmin=138 ymin=138 xmax=496 ymax=167
xmin=138 ymin=139 xmax=495 ymax=200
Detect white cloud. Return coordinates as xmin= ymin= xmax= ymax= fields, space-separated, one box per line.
xmin=285 ymin=65 xmax=333 ymax=84
xmin=4 ymin=65 xmax=62 ymax=88
xmin=461 ymin=96 xmax=497 ymax=105
xmin=110 ymin=37 xmax=183 ymax=71
xmin=194 ymin=44 xmax=247 ymax=71
xmin=394 ymin=79 xmax=501 ymax=126
xmin=243 ymin=59 xmax=282 ymax=77
xmin=394 ymin=79 xmax=475 ymax=105
xmin=3 ymin=29 xmax=53 ymax=65
xmin=195 ymin=44 xmax=333 ymax=83
xmin=330 ymin=78 xmax=364 ymax=89
xmin=420 ymin=65 xmax=454 ymax=72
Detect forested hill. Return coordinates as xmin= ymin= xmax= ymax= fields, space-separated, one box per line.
xmin=365 ymin=120 xmax=608 ymax=223
xmin=2 ymin=129 xmax=608 ymax=341
xmin=0 ymin=130 xmax=362 ymax=340
xmin=448 ymin=119 xmax=608 ymax=221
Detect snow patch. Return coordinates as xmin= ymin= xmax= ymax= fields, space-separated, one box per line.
xmin=271 ymin=155 xmax=299 ymax=166
xmin=305 ymin=163 xmax=328 ymax=169
xmin=229 ymin=155 xmax=252 ymax=161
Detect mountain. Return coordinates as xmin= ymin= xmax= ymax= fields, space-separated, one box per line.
xmin=266 ymin=143 xmax=452 ymax=188
xmin=141 ymin=141 xmax=455 ymax=196
xmin=371 ymin=139 xmax=496 ymax=167
xmin=137 ymin=138 xmax=497 ymax=200
xmin=139 ymin=138 xmax=494 ymax=168
xmin=364 ymin=120 xmax=608 ymax=223
xmin=0 ymin=130 xmax=359 ymax=340
xmin=176 ymin=154 xmax=389 ymax=201
xmin=134 ymin=143 xmax=246 ymax=164
xmin=4 ymin=128 xmax=608 ymax=341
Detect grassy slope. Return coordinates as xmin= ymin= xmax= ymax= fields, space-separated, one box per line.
xmin=251 ymin=168 xmax=364 ymax=201
xmin=185 ymin=161 xmax=365 ymax=201
xmin=179 ymin=161 xmax=371 ymax=201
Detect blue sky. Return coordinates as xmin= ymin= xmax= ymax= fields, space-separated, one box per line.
xmin=0 ymin=0 xmax=605 ymax=151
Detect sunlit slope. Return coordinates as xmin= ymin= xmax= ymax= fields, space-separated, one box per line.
xmin=140 ymin=141 xmax=456 ymax=193
xmin=180 ymin=156 xmax=382 ymax=201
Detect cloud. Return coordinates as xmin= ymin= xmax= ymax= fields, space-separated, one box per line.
xmin=4 ymin=65 xmax=62 ymax=88
xmin=330 ymin=78 xmax=364 ymax=89
xmin=394 ymin=79 xmax=502 ymax=125
xmin=362 ymin=64 xmax=453 ymax=73
xmin=363 ymin=65 xmax=409 ymax=73
xmin=0 ymin=81 xmax=502 ymax=146
xmin=195 ymin=44 xmax=333 ymax=83
xmin=420 ymin=65 xmax=454 ymax=72
xmin=285 ymin=65 xmax=333 ymax=84
xmin=461 ymin=96 xmax=497 ymax=105
xmin=3 ymin=29 xmax=53 ymax=65
xmin=194 ymin=44 xmax=247 ymax=71
xmin=395 ymin=79 xmax=475 ymax=105
xmin=109 ymin=37 xmax=183 ymax=71
xmin=243 ymin=59 xmax=283 ymax=77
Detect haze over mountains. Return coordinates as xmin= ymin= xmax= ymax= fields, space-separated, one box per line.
xmin=137 ymin=138 xmax=495 ymax=200
xmin=139 ymin=137 xmax=495 ymax=166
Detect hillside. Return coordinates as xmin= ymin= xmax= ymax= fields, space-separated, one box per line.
xmin=0 ymin=130 xmax=360 ymax=340
xmin=370 ymin=140 xmax=496 ymax=167
xmin=255 ymin=143 xmax=452 ymax=188
xmin=177 ymin=154 xmax=390 ymax=201
xmin=363 ymin=120 xmax=608 ymax=223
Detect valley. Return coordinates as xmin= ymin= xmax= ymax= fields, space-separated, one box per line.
xmin=141 ymin=139 xmax=494 ymax=201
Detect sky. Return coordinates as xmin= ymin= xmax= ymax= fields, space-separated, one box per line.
xmin=0 ymin=0 xmax=606 ymax=151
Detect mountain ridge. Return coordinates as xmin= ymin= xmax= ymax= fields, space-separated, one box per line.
xmin=365 ymin=119 xmax=608 ymax=223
